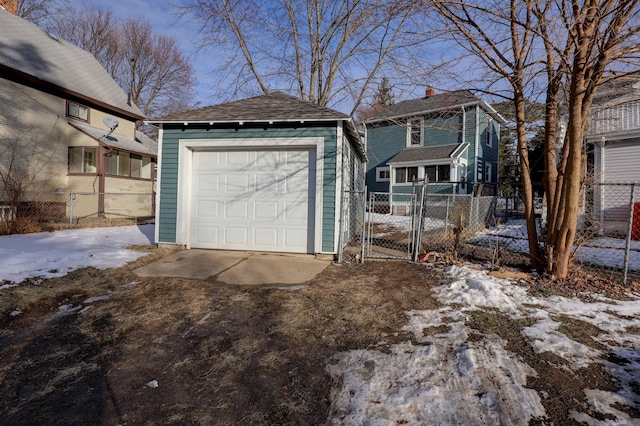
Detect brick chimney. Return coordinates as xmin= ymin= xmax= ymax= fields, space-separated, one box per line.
xmin=0 ymin=0 xmax=18 ymax=14
xmin=425 ymin=86 xmax=435 ymax=97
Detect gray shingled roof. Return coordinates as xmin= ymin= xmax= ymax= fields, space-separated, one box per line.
xmin=388 ymin=143 xmax=467 ymax=164
xmin=0 ymin=8 xmax=144 ymax=119
xmin=366 ymin=90 xmax=506 ymax=124
xmin=151 ymin=92 xmax=349 ymax=123
xmin=150 ymin=92 xmax=366 ymax=161
xmin=69 ymin=121 xmax=157 ymax=157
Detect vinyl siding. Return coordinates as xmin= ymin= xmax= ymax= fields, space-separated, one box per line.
xmin=157 ymin=122 xmax=340 ymax=252
xmin=0 ymin=78 xmax=68 ymax=193
xmin=367 ymin=107 xmax=487 ymax=196
xmin=365 ymin=122 xmax=406 ymax=193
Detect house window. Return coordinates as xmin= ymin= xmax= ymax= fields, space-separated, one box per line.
xmin=425 ymin=165 xmax=451 ymax=182
xmin=485 ymin=162 xmax=493 ymax=183
xmin=68 ymin=147 xmax=96 ymax=174
xmin=106 ymin=150 xmax=153 ymax=179
xmin=395 ymin=166 xmax=418 ymax=184
xmin=485 ymin=118 xmax=493 ymax=148
xmin=67 ymin=101 xmax=89 ymax=121
xmin=376 ymin=166 xmax=390 ymax=182
xmin=407 ymin=118 xmax=422 ymax=146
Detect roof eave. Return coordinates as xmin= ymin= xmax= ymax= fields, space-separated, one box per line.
xmin=364 ymin=99 xmax=508 ymax=125
xmin=1 ymin=64 xmax=145 ymax=121
xmin=144 ymin=117 xmax=347 ymax=125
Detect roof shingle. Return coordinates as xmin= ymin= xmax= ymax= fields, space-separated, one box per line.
xmin=0 ymin=8 xmax=143 ymax=119
xmin=151 ymin=92 xmax=350 ymax=123
xmin=388 ymin=143 xmax=467 ymax=164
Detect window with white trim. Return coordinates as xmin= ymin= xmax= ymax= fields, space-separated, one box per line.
xmin=106 ymin=150 xmax=153 ymax=179
xmin=425 ymin=164 xmax=451 ymax=182
xmin=485 ymin=162 xmax=493 ymax=182
xmin=376 ymin=166 xmax=390 ymax=182
xmin=407 ymin=118 xmax=423 ymax=146
xmin=68 ymin=147 xmax=96 ymax=174
xmin=67 ymin=101 xmax=89 ymax=121
xmin=394 ymin=166 xmax=419 ymax=184
xmin=485 ymin=118 xmax=494 ymax=148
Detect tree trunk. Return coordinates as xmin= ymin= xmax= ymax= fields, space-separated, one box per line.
xmin=514 ymin=93 xmax=542 ymax=270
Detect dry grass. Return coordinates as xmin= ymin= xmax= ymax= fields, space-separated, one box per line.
xmin=0 ymin=248 xmax=637 ymax=424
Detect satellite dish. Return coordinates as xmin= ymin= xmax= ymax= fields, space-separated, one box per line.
xmin=103 ymin=116 xmax=119 ymax=130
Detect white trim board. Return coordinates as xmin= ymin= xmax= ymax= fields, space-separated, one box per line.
xmin=176 ymin=137 xmax=325 ymax=254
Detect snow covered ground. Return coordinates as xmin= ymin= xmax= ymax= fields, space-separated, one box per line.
xmin=470 ymin=219 xmax=640 ymax=271
xmin=0 ymin=224 xmax=154 ymax=287
xmin=327 ymin=264 xmax=640 ymax=425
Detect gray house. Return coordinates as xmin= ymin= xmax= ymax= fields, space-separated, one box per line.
xmin=148 ymin=92 xmax=365 ymax=255
xmin=585 ymin=75 xmax=640 ymax=233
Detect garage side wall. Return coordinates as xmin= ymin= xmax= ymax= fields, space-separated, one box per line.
xmin=157 ymin=123 xmax=339 ymax=253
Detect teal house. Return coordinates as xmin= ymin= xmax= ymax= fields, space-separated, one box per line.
xmin=364 ymin=89 xmax=505 ymax=195
xmin=148 ymin=92 xmax=365 ymax=255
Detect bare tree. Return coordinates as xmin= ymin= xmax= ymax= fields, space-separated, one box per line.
xmin=432 ymin=0 xmax=544 ymax=269
xmin=179 ymin=0 xmax=420 ymax=115
xmin=17 ymin=0 xmax=55 ymax=25
xmin=118 ymin=19 xmax=197 ymax=119
xmin=43 ymin=3 xmax=198 ymax=124
xmin=431 ymin=0 xmax=640 ymax=278
xmin=45 ymin=2 xmax=121 ymax=76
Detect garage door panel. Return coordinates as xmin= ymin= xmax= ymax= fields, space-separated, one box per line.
xmin=255 ymin=201 xmax=278 ymax=220
xmin=284 ymin=201 xmax=306 ymax=220
xmin=196 ymin=151 xmax=221 ymax=168
xmin=254 ymin=173 xmax=281 ymax=194
xmin=225 ymin=174 xmax=250 ymax=193
xmin=225 ymin=201 xmax=249 ymax=219
xmin=254 ymin=228 xmax=279 ymax=246
xmin=284 ymin=229 xmax=307 ymax=248
xmin=195 ymin=174 xmax=220 ymax=194
xmin=226 ymin=151 xmax=252 ymax=167
xmin=256 ymin=151 xmax=279 ymax=168
xmin=194 ymin=225 xmax=219 ymax=245
xmin=225 ymin=227 xmax=248 ymax=245
xmin=284 ymin=172 xmax=308 ymax=194
xmin=195 ymin=200 xmax=220 ymax=219
xmin=190 ymin=148 xmax=312 ymax=253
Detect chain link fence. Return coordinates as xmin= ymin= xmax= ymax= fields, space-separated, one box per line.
xmin=364 ymin=192 xmax=420 ymax=260
xmin=576 ymin=182 xmax=640 ymax=284
xmin=337 ymin=190 xmax=366 ymax=263
xmin=465 ymin=182 xmax=640 ymax=285
xmin=0 ymin=192 xmax=155 ymax=234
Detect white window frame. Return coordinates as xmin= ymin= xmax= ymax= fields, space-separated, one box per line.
xmin=485 ymin=161 xmax=493 ymax=183
xmin=67 ymin=101 xmax=89 ymax=121
xmin=376 ymin=166 xmax=390 ymax=182
xmin=68 ymin=147 xmax=97 ymax=174
xmin=407 ymin=117 xmax=423 ymax=147
xmin=424 ymin=164 xmax=452 ymax=183
xmin=394 ymin=166 xmax=420 ymax=184
xmin=485 ymin=118 xmax=494 ymax=148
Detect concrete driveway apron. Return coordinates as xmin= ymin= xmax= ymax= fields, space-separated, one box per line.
xmin=133 ymin=249 xmax=331 ymax=285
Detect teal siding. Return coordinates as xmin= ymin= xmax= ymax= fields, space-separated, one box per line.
xmin=365 ymin=103 xmax=501 ymax=197
xmin=423 ymin=111 xmax=463 ymax=146
xmin=365 ymin=122 xmax=406 ymax=193
xmin=157 ymin=122 xmax=339 ymax=252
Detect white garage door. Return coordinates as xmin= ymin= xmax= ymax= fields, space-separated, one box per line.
xmin=189 ymin=148 xmax=315 ymax=253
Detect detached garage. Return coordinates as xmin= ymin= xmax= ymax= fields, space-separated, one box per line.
xmin=148 ymin=92 xmax=365 ymax=256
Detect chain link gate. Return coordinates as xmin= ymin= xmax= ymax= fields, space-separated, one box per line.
xmin=364 ymin=190 xmax=424 ymax=260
